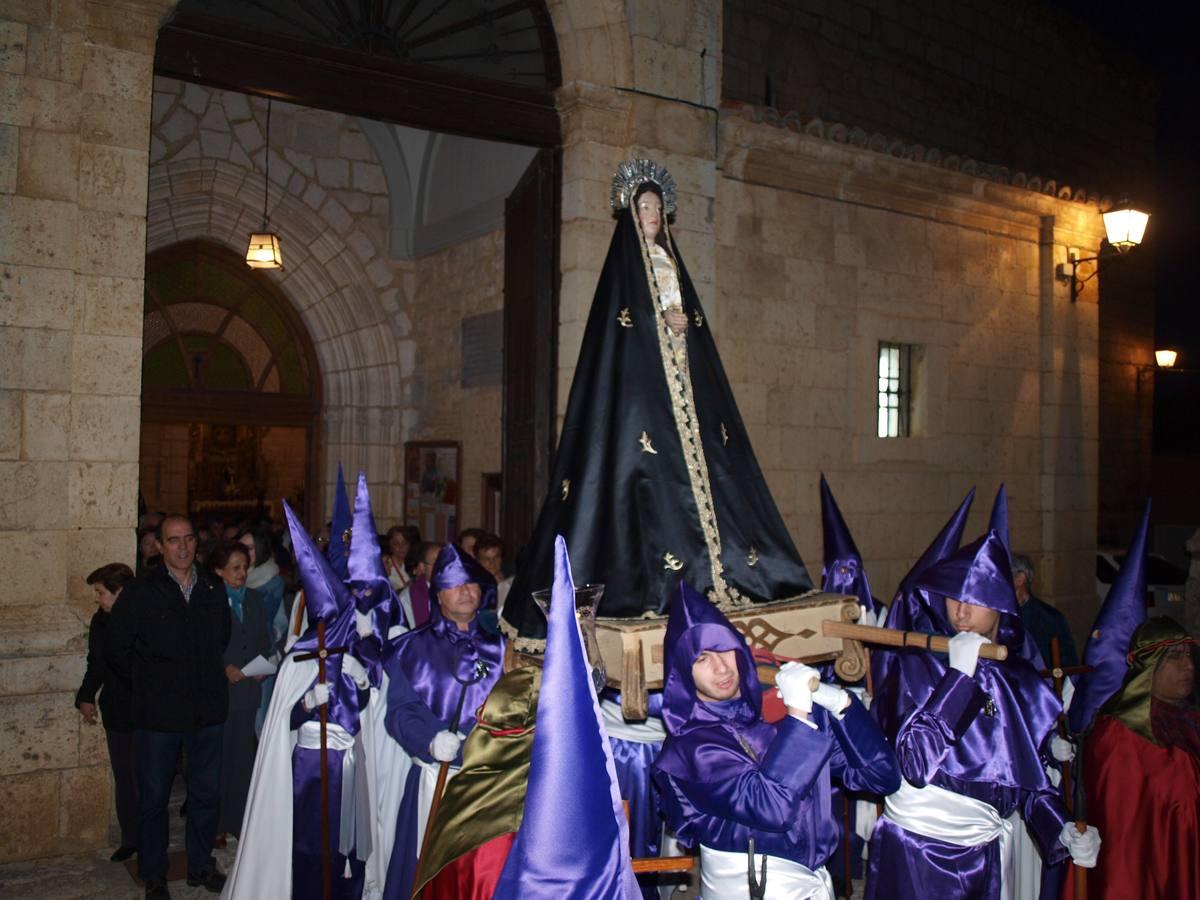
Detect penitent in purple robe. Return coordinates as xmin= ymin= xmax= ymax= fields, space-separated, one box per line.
xmin=652 ymin=583 xmax=899 ymax=875
xmin=866 ymin=529 xmax=1068 ymax=900
xmin=380 ymin=545 xmax=503 ymax=900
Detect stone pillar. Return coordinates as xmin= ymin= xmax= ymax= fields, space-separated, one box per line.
xmin=553 ymin=0 xmax=720 ymax=426
xmin=1037 ymin=213 xmax=1103 ymax=645
xmin=0 ymin=0 xmax=177 ymax=861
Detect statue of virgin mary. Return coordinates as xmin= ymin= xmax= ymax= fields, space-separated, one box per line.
xmin=502 ymin=160 xmax=813 ymax=646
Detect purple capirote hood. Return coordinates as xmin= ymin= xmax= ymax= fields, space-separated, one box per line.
xmin=429 ymin=543 xmax=497 ymax=610
xmin=661 ymin=582 xmax=760 ymax=736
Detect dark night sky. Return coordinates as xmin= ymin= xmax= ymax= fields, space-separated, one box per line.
xmin=1047 ymin=0 xmax=1200 ymax=449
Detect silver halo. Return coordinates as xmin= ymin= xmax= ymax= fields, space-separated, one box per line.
xmin=610 ymin=158 xmax=678 ymax=215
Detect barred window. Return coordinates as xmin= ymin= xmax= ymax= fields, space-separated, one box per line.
xmin=877 ymin=342 xmax=913 ymax=438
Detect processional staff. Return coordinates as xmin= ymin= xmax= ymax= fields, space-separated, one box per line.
xmin=294 ymin=620 xmax=351 ymax=900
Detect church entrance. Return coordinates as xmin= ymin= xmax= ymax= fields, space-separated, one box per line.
xmin=139 ymin=240 xmax=322 ymax=525
xmin=146 ymin=1 xmax=563 ymax=546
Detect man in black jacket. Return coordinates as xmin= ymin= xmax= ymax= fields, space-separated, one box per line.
xmin=107 ymin=515 xmax=232 ymax=900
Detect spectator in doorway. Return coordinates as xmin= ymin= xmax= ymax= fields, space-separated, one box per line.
xmin=105 ymin=515 xmax=232 ymax=900
xmin=457 ymin=527 xmax=487 ymax=559
xmin=208 ymin=542 xmax=273 ymax=845
xmin=474 ymin=533 xmax=512 ymax=614
xmin=137 ymin=527 xmax=162 ymax=577
xmin=383 ymin=525 xmax=421 ymax=594
xmin=76 ymin=562 xmax=139 ymax=863
xmin=398 ymin=540 xmax=442 ymax=630
xmin=1013 ymin=553 xmax=1078 ymax=667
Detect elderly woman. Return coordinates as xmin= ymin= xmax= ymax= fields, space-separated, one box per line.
xmin=76 ymin=562 xmax=138 ymax=861
xmin=208 ymin=541 xmax=274 ymax=841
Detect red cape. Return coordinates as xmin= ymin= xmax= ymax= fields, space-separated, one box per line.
xmin=1079 ymin=714 xmax=1200 ymax=899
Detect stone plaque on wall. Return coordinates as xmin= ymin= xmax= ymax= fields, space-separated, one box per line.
xmin=461 ymin=310 xmax=503 ymax=388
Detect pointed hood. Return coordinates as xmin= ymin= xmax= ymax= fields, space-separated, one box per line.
xmin=988 ymin=484 xmax=1010 ymax=552
xmin=430 ymin=543 xmax=497 ymax=612
xmin=912 ymin=529 xmax=1024 ymax=652
xmin=1069 ymin=501 xmax=1152 ymax=735
xmin=493 ymin=537 xmax=639 ymax=899
xmin=347 ymin=473 xmax=404 ymax=640
xmin=820 ymin=474 xmax=875 ymax=612
xmin=661 ymin=582 xmax=761 ymax=736
xmin=283 ymin=500 xmax=356 ymax=654
xmin=327 ymin=463 xmax=352 ymax=580
xmin=894 ymin=486 xmax=976 ymax=604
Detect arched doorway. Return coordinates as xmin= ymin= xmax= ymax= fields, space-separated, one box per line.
xmin=153 ymin=0 xmax=563 ymax=553
xmin=139 ymin=239 xmax=323 ymax=526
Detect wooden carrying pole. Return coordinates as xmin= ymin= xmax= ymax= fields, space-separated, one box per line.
xmin=822 ymin=620 xmax=1009 ymax=661
xmin=316 ymin=620 xmax=332 ymax=900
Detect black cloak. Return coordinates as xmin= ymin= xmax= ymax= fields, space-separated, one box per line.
xmin=502 ymin=206 xmax=812 ymax=645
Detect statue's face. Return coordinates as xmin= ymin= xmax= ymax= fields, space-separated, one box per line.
xmin=637 ymin=190 xmax=662 ymax=243
xmin=692 ymin=649 xmax=741 ymax=703
xmin=945 ymin=597 xmax=999 ymax=641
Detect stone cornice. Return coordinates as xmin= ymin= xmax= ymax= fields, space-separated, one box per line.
xmin=719 ymin=101 xmax=1107 ymax=249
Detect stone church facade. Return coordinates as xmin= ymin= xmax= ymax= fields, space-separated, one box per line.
xmin=0 ymin=0 xmax=1152 ymax=862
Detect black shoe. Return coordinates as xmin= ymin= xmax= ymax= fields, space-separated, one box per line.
xmin=110 ymin=845 xmax=137 ymax=862
xmin=144 ymin=877 xmax=171 ymax=900
xmin=186 ymin=868 xmax=227 ymax=893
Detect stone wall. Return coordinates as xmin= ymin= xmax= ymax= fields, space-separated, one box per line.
xmin=714 ymin=107 xmax=1104 ymax=637
xmin=408 ymin=230 xmax=506 ymax=532
xmin=146 ymin=77 xmax=415 ymax=526
xmin=0 ymin=0 xmax=177 ymax=863
xmin=722 ymin=0 xmax=1157 ymax=196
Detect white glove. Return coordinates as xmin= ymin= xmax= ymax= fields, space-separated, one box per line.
xmin=775 ymin=662 xmax=819 ymax=715
xmin=303 ymin=682 xmax=330 ymax=711
xmin=948 ymin=631 xmax=990 ymax=678
xmin=355 ymin=610 xmax=373 ymax=639
xmin=812 ymin=682 xmax=851 ymax=716
xmin=284 ymin=634 xmax=298 ymax=653
xmin=341 ymin=655 xmax=369 ymax=690
xmin=1050 ymin=735 xmax=1075 ymax=763
xmin=430 ymin=729 xmax=462 ymax=763
xmin=1059 ymin=823 xmax=1100 ymax=868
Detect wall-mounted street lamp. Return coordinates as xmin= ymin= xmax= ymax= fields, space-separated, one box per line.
xmin=1155 ymin=349 xmax=1178 ymax=369
xmin=1056 ymin=199 xmax=1150 ymax=302
xmin=1137 ymin=350 xmax=1196 ymax=389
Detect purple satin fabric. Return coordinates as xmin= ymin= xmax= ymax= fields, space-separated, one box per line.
xmin=866 ymin=815 xmax=1001 ymax=899
xmin=867 ymin=662 xmax=1069 ymax=899
xmin=608 ymin=736 xmax=663 ymax=856
xmin=283 ymin=501 xmax=366 ymax=735
xmin=914 ymin=532 xmax=1019 ymax=619
xmin=292 ymin=744 xmax=366 ymax=900
xmin=409 ymin=578 xmax=431 ymax=629
xmin=430 ymin=544 xmax=497 ymax=610
xmin=494 ymin=536 xmax=638 ymax=899
xmin=328 ymin=464 xmax=352 ymax=581
xmin=655 ymin=699 xmax=899 ymax=869
xmin=820 ymin=475 xmax=876 ymax=612
xmin=381 ymin=765 xmax=422 ymax=900
xmin=389 ymin=609 xmax=504 ymax=730
xmin=1068 ymin=501 xmax=1151 ymax=735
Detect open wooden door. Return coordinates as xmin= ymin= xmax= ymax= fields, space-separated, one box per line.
xmin=502 ymin=149 xmax=560 ymax=561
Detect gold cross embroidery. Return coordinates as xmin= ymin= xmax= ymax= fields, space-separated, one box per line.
xmin=639 ymin=431 xmax=658 ymax=454
xmin=663 ymin=552 xmax=683 ymax=571
xmin=617 ymin=308 xmax=633 ymax=328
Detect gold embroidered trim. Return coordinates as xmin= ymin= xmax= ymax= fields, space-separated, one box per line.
xmin=617 ymin=308 xmax=633 ymax=327
xmin=639 ymin=431 xmax=658 ymax=454
xmin=634 ymin=215 xmax=747 ymax=610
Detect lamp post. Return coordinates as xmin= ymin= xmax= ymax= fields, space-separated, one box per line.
xmin=1055 ymin=199 xmax=1150 ymax=302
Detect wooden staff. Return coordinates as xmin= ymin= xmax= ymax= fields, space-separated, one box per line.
xmin=823 ymin=620 xmax=1009 ymax=661
xmin=294 ymin=620 xmax=350 ymax=900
